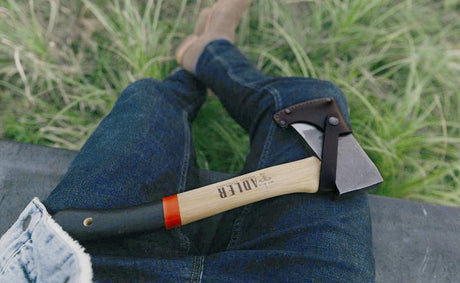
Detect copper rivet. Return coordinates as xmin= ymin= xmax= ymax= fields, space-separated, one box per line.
xmin=280 ymin=120 xmax=287 ymax=126
xmin=328 ymin=116 xmax=340 ymax=126
xmin=285 ymin=108 xmax=291 ymax=114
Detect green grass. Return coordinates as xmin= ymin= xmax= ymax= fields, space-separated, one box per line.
xmin=0 ymin=0 xmax=458 ymax=205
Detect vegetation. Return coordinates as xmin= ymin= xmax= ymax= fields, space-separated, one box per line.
xmin=0 ymin=0 xmax=458 ymax=205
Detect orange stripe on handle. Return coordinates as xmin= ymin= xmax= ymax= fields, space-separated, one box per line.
xmin=162 ymin=195 xmax=182 ymax=229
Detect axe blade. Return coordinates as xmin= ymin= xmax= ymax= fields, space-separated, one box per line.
xmin=292 ymin=123 xmax=383 ymax=195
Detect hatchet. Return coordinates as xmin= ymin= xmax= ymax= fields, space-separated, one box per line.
xmin=53 ymin=97 xmax=383 ymax=241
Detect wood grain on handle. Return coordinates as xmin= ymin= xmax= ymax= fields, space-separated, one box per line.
xmin=164 ymin=157 xmax=321 ymax=228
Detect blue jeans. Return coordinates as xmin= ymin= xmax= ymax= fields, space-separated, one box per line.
xmin=44 ymin=40 xmax=374 ymax=282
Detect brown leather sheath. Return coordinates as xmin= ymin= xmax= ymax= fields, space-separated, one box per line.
xmin=273 ymin=97 xmax=351 ymax=192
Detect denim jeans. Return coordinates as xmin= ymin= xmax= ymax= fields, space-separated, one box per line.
xmin=43 ymin=40 xmax=374 ymax=282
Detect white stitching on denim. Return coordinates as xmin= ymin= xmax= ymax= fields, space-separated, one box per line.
xmin=190 ymin=256 xmax=205 ymax=283
xmin=197 ymin=256 xmax=205 ymax=283
xmin=190 ymin=256 xmax=197 ymax=283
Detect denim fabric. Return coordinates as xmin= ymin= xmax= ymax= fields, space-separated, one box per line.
xmin=13 ymin=40 xmax=373 ymax=281
xmin=0 ymin=198 xmax=92 ymax=283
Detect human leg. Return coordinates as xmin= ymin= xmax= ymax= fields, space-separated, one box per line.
xmin=43 ymin=70 xmax=205 ymax=213
xmin=176 ymin=1 xmax=374 ymax=280
xmin=194 ymin=40 xmax=374 ymax=281
xmin=43 ymin=70 xmax=207 ymax=261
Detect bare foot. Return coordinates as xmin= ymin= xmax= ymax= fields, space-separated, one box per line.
xmin=176 ymin=0 xmax=251 ymax=73
xmin=175 ymin=8 xmax=211 ymax=69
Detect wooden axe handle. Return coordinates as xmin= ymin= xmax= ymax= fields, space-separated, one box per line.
xmin=52 ymin=157 xmax=321 ymax=240
xmin=164 ymin=157 xmax=320 ymax=228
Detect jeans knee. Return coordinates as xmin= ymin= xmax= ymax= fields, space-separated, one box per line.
xmin=266 ymin=78 xmax=350 ymax=123
xmin=319 ymin=81 xmax=347 ymax=102
xmin=120 ymin=78 xmax=159 ymax=96
xmin=316 ymin=81 xmax=350 ymax=118
xmin=117 ymin=78 xmax=165 ymax=104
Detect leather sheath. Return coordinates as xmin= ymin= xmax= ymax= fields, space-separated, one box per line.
xmin=273 ymin=97 xmax=351 ymax=192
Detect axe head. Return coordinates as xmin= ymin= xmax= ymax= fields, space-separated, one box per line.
xmin=273 ymin=98 xmax=383 ymax=195
xmin=291 ymin=123 xmax=383 ymax=195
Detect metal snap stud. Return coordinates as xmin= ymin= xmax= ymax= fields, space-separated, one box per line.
xmin=328 ymin=116 xmax=340 ymax=126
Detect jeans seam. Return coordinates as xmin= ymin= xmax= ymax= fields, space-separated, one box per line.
xmin=208 ymin=43 xmax=286 ymax=250
xmin=190 ymin=256 xmax=197 ymax=283
xmin=0 ymin=239 xmax=32 ymax=275
xmin=190 ymin=256 xmax=205 ymax=283
xmin=1 ymin=205 xmax=43 ymax=275
xmin=179 ymin=110 xmax=191 ymax=193
xmin=225 ymin=85 xmax=283 ymax=250
xmin=207 ymin=45 xmax=261 ymax=92
xmin=225 ymin=204 xmax=251 ymax=250
xmin=257 ymin=85 xmax=283 ymax=168
xmin=197 ymin=256 xmax=205 ymax=283
xmin=176 ymin=110 xmax=191 ymax=254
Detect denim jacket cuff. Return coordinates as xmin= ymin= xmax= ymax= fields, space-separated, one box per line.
xmin=0 ymin=198 xmax=93 ymax=282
